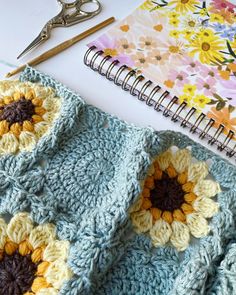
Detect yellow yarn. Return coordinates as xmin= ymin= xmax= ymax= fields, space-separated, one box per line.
xmin=4 ymin=241 xmax=18 ymax=255
xmin=0 ymin=133 xmax=19 ymax=154
xmin=188 ymin=162 xmax=208 ymax=182
xmin=34 ymin=122 xmax=49 ymax=139
xmin=22 ymin=120 xmax=34 ymax=132
xmin=193 ymin=197 xmax=219 ymax=218
xmin=37 ymin=261 xmax=50 ymax=276
xmin=43 ymin=240 xmax=70 ymax=263
xmin=7 ymin=212 xmax=33 ymax=244
xmin=19 ymin=131 xmax=37 ymax=152
xmin=156 ymin=149 xmax=172 ymax=171
xmin=131 ymin=210 xmax=153 ymax=233
xmin=186 ymin=213 xmax=210 ymax=238
xmin=45 ymin=259 xmax=73 ymax=289
xmin=170 ymin=221 xmax=190 ymax=251
xmin=171 ymin=149 xmax=191 ymax=173
xmin=0 ymin=218 xmax=7 ymax=248
xmin=29 ymin=224 xmax=56 ymax=249
xmin=193 ymin=180 xmax=221 ymax=198
xmin=0 ymin=120 xmax=9 ymax=136
xmin=150 ymin=219 xmax=172 ymax=247
xmin=19 ymin=240 xmax=33 ymax=256
xmin=31 ymin=247 xmax=44 ymax=263
xmin=10 ymin=123 xmax=22 ymax=137
xmin=31 ymin=277 xmax=51 ymax=293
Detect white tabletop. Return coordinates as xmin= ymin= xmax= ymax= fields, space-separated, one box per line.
xmin=0 ymin=0 xmax=232 ymax=162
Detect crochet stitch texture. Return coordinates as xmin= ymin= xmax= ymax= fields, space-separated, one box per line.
xmin=0 ymin=67 xmax=235 ymax=295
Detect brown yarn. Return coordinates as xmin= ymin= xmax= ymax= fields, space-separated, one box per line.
xmin=0 ymin=251 xmax=37 ymax=295
xmin=0 ymin=98 xmax=35 ymax=126
xmin=150 ymin=172 xmax=185 ymax=212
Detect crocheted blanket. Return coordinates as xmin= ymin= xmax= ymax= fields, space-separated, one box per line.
xmin=0 ymin=66 xmax=235 ymax=295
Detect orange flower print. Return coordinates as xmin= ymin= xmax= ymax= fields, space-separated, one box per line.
xmin=150 ymin=50 xmax=169 ymax=66
xmin=139 ymin=36 xmax=157 ymax=51
xmin=131 ymin=52 xmax=151 ymax=69
xmin=117 ymin=38 xmax=136 ymax=54
xmin=207 ymin=107 xmax=236 ymax=133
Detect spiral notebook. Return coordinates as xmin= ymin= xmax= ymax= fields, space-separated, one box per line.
xmin=84 ymin=0 xmax=236 ymax=160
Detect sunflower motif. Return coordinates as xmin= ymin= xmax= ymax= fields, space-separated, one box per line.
xmin=0 ymin=213 xmax=73 ymax=295
xmin=168 ymin=0 xmax=201 ymax=13
xmin=0 ymin=81 xmax=61 ymax=155
xmin=130 ymin=148 xmax=221 ymax=251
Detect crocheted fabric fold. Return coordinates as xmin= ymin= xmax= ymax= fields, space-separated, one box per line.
xmin=0 ymin=67 xmax=235 ymax=295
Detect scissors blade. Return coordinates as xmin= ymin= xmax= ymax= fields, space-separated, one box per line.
xmin=17 ymin=30 xmax=49 ymax=59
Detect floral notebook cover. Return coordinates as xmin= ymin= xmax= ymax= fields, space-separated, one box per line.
xmin=90 ymin=0 xmax=236 ymax=136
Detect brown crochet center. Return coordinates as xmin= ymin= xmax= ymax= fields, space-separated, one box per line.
xmin=150 ymin=172 xmax=185 ymax=211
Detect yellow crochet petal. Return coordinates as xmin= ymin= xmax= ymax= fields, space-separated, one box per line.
xmin=156 ymin=149 xmax=172 ymax=171
xmin=170 ymin=221 xmax=190 ymax=251
xmin=150 ymin=219 xmax=172 ymax=247
xmin=36 ymin=287 xmax=58 ymax=295
xmin=7 ymin=213 xmax=33 ymax=244
xmin=34 ymin=122 xmax=49 ymax=139
xmin=193 ymin=180 xmax=221 ymax=198
xmin=29 ymin=224 xmax=56 ymax=249
xmin=43 ymin=111 xmax=58 ymax=123
xmin=193 ymin=197 xmax=219 ymax=218
xmin=186 ymin=213 xmax=210 ymax=238
xmin=45 ymin=259 xmax=73 ymax=289
xmin=131 ymin=210 xmax=153 ymax=233
xmin=129 ymin=196 xmax=143 ymax=213
xmin=188 ymin=162 xmax=208 ymax=183
xmin=0 ymin=133 xmax=19 ymax=154
xmin=43 ymin=240 xmax=70 ymax=262
xmin=171 ymin=149 xmax=191 ymax=173
xmin=43 ymin=97 xmax=61 ymax=112
xmin=0 ymin=218 xmax=7 ymax=248
xmin=19 ymin=131 xmax=37 ymax=152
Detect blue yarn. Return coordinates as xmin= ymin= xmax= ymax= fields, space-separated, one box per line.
xmin=0 ymin=66 xmax=235 ymax=294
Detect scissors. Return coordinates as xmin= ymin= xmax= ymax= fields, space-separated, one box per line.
xmin=17 ymin=0 xmax=102 ymax=59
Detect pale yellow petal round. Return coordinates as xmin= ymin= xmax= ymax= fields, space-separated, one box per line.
xmin=43 ymin=112 xmax=57 ymax=123
xmin=43 ymin=97 xmax=61 ymax=112
xmin=43 ymin=240 xmax=70 ymax=262
xmin=129 ymin=196 xmax=143 ymax=213
xmin=186 ymin=213 xmax=210 ymax=238
xmin=7 ymin=212 xmax=33 ymax=244
xmin=34 ymin=122 xmax=49 ymax=139
xmin=156 ymin=149 xmax=172 ymax=171
xmin=150 ymin=219 xmax=172 ymax=247
xmin=0 ymin=133 xmax=19 ymax=154
xmin=193 ymin=180 xmax=221 ymax=198
xmin=193 ymin=197 xmax=219 ymax=218
xmin=170 ymin=221 xmax=190 ymax=251
xmin=188 ymin=162 xmax=208 ymax=182
xmin=45 ymin=259 xmax=73 ymax=289
xmin=131 ymin=210 xmax=153 ymax=233
xmin=19 ymin=131 xmax=36 ymax=152
xmin=36 ymin=287 xmax=58 ymax=295
xmin=29 ymin=224 xmax=56 ymax=249
xmin=0 ymin=218 xmax=7 ymax=248
xmin=171 ymin=149 xmax=191 ymax=173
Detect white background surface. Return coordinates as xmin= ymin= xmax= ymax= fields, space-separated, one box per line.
xmin=0 ymin=0 xmax=232 ymax=162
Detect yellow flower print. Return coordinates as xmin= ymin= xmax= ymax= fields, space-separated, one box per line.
xmin=0 ymin=213 xmax=73 ymax=294
xmin=196 ymin=28 xmax=215 ymax=40
xmin=130 ymin=148 xmax=220 ymax=251
xmin=182 ymin=16 xmax=200 ymax=31
xmin=179 ymin=94 xmax=192 ymax=105
xmin=168 ymin=12 xmax=180 ymax=19
xmin=188 ymin=33 xmax=225 ymax=64
xmin=0 ymin=81 xmax=61 ymax=155
xmin=168 ymin=0 xmax=201 ymax=13
xmin=199 ymin=8 xmax=208 ymax=16
xmin=210 ymin=13 xmax=225 ymax=24
xmin=182 ymin=29 xmax=195 ymax=41
xmin=183 ymin=84 xmax=197 ymax=96
xmin=139 ymin=0 xmax=155 ymax=10
xmin=193 ymin=94 xmax=211 ymax=108
xmin=169 ymin=30 xmax=181 ymax=39
xmin=169 ymin=18 xmax=180 ymax=27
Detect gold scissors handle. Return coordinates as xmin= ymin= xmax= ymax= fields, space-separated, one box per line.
xmin=17 ymin=0 xmax=102 ymax=59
